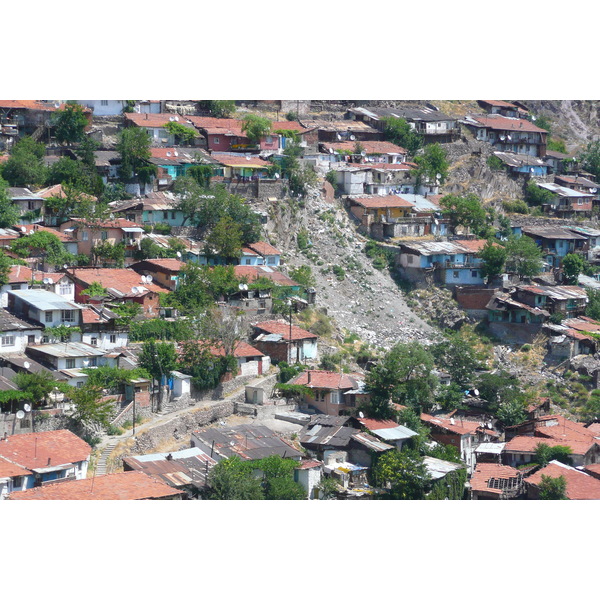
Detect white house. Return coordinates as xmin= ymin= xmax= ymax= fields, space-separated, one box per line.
xmin=0 ymin=308 xmax=43 ymax=354
xmin=7 ymin=289 xmax=83 ymax=329
xmin=0 ymin=265 xmax=32 ymax=308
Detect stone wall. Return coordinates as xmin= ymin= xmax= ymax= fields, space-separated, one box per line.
xmin=487 ymin=322 xmax=543 ymax=344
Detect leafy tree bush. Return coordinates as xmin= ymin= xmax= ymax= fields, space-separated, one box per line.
xmin=1 ymin=136 xmax=48 ymax=188
xmin=0 ymin=178 xmax=19 ymax=228
xmin=53 ymin=102 xmax=88 ymax=145
xmin=365 ymin=342 xmax=437 ymax=417
xmin=117 ymin=127 xmax=157 ymax=184
xmin=502 ymin=199 xmax=529 ymax=214
xmin=478 ymin=240 xmax=507 ymax=282
xmin=439 ymin=193 xmax=493 ymax=237
xmin=534 ymin=443 xmax=573 ymax=467
xmin=203 ymin=215 xmax=243 ymax=261
xmin=164 ymin=121 xmax=199 ymax=145
xmin=241 ymin=114 xmax=271 ymax=144
xmin=382 ymin=116 xmax=422 ymax=156
xmin=578 ymin=139 xmax=600 ymax=180
xmin=504 ymin=235 xmax=543 ymax=278
xmin=289 ymin=265 xmax=316 ymax=288
xmin=487 ymin=155 xmax=505 ymax=170
xmin=372 ymin=448 xmax=431 ymax=499
xmin=431 ymin=332 xmax=480 ymax=387
xmin=524 ymin=181 xmax=555 ymax=206
xmin=586 ymin=289 xmax=600 ymax=320
xmin=200 ymin=100 xmax=236 ymax=118
xmin=129 ymin=319 xmax=194 ymax=342
xmin=178 ymin=340 xmax=237 ymax=390
xmin=278 ymin=361 xmax=306 ymax=383
xmin=538 ymin=474 xmax=568 ymax=500
xmin=10 ymin=230 xmax=74 ymax=268
xmin=562 ymin=253 xmax=584 ymax=284
xmin=415 ymin=143 xmax=449 ymax=185
xmin=427 ymin=468 xmax=467 ymax=500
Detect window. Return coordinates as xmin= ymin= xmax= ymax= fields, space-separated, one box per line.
xmin=407 ymin=255 xmax=414 ymax=264
xmin=90 ymin=337 xmax=98 ymax=346
xmin=42 ymin=336 xmax=49 ymax=344
xmin=76 ymin=381 xmax=84 ymax=388
xmin=28 ymin=201 xmax=35 ymax=210
xmin=578 ymin=198 xmax=583 ymax=205
xmin=471 ymin=270 xmax=478 ymax=278
xmin=11 ymin=284 xmax=21 ymax=290
xmin=61 ymin=310 xmax=74 ymax=322
xmin=27 ymin=335 xmax=35 ymax=344
xmin=245 ymin=258 xmax=251 ymax=265
xmin=453 ymin=271 xmax=460 ymax=279
xmin=171 ymin=211 xmax=176 ymax=219
xmin=101 ymin=100 xmax=109 ymax=106
xmin=213 ymin=137 xmax=220 ymax=144
xmin=109 ymin=334 xmax=117 ymax=344
xmin=12 ymin=476 xmax=23 ymax=489
xmin=101 ymin=231 xmax=108 ymax=241
xmin=266 ymin=135 xmax=273 ymax=144
xmin=45 ymin=311 xmax=53 ymax=323
xmin=66 ymin=358 xmax=76 ymax=369
xmin=163 ymin=211 xmax=168 ymax=219
xmin=82 ymin=231 xmax=89 ymax=241
xmin=60 ymin=283 xmax=71 ymax=295
xmin=89 ymin=357 xmax=97 ymax=367
xmin=1 ymin=335 xmax=15 ymax=346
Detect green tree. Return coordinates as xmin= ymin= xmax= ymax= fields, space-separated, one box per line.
xmin=10 ymin=230 xmax=73 ymax=268
xmin=187 ymin=164 xmax=213 ymax=188
xmin=504 ymin=235 xmax=544 ymax=278
xmin=203 ymin=215 xmax=243 ymax=261
xmin=53 ymin=102 xmax=88 ymax=145
xmin=365 ymin=342 xmax=437 ymax=416
xmin=547 ymin=139 xmax=567 ymax=153
xmin=478 ymin=240 xmax=508 ymax=282
xmin=415 ymin=143 xmax=449 ymax=185
xmin=178 ymin=340 xmax=237 ymax=390
xmin=0 ymin=249 xmax=14 ymax=286
xmin=80 ymin=281 xmax=108 ymax=299
xmin=496 ymin=397 xmax=528 ymax=426
xmin=65 ymin=385 xmax=116 ymax=430
xmin=14 ymin=371 xmax=63 ymax=407
xmin=288 ymin=265 xmax=316 ymax=289
xmin=207 ymin=456 xmax=264 ymax=500
xmin=534 ymin=443 xmax=573 ymax=467
xmin=524 ymin=180 xmax=555 ymax=207
xmin=241 ymin=114 xmax=271 ymax=144
xmin=81 ymin=366 xmax=150 ymax=394
xmin=431 ymin=333 xmax=480 ymax=387
xmin=435 ymin=382 xmax=466 ymax=411
xmin=0 ymin=177 xmax=19 ymax=228
xmin=579 ymin=140 xmax=600 ymax=180
xmin=138 ymin=340 xmax=177 ymax=410
xmin=200 ymin=100 xmax=236 ymax=118
xmin=586 ymin=289 xmax=600 ymax=321
xmin=91 ymin=240 xmax=125 ymax=267
xmin=538 ymin=474 xmax=568 ymax=500
xmin=581 ymin=395 xmax=600 ymax=422
xmin=1 ymin=136 xmax=47 ymax=188
xmin=476 ymin=370 xmax=525 ymax=413
xmin=117 ymin=127 xmax=157 ymax=183
xmin=439 ymin=193 xmax=491 ymax=236
xmin=255 ymin=455 xmax=306 ymax=500
xmin=372 ymin=448 xmax=431 ymax=500
xmin=562 ymin=253 xmax=584 ymax=284
xmin=382 ymin=116 xmax=422 ymax=156
xmin=164 ymin=121 xmax=199 ymax=145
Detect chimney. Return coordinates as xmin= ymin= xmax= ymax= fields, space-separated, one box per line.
xmin=166 ymin=453 xmax=173 ymax=461
xmin=307 ymin=371 xmax=312 ymax=384
xmin=145 ymin=113 xmax=148 ymax=120
xmin=47 ymin=457 xmax=51 ymax=466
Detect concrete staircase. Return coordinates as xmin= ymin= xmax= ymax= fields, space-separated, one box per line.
xmin=95 ymin=440 xmax=118 ymax=476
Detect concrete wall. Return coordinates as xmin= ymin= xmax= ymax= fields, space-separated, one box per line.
xmin=487 ymin=322 xmax=543 ymax=344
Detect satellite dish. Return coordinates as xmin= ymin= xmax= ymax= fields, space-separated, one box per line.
xmin=274 ymin=172 xmax=280 ymax=179
xmin=141 ymin=276 xmax=148 ymax=283
xmin=173 ymin=151 xmax=178 ymax=156
xmin=436 ymin=173 xmax=441 ymax=180
xmin=350 ymin=135 xmax=356 ymax=141
xmin=358 ymin=411 xmax=364 ymax=418
xmin=174 ymin=116 xmax=179 ymax=121
xmin=176 ymin=251 xmax=182 ymax=258
xmin=63 ymin=264 xmax=69 ymax=270
xmin=166 ymin=152 xmax=172 ymax=157
xmin=23 ymin=361 xmax=30 ymax=369
xmin=20 ymin=226 xmax=26 ymax=233
xmin=131 ymin=286 xmax=139 ymax=294
xmin=109 ymin=213 xmax=114 ymax=220
xmin=450 ymin=417 xmax=455 ymax=425
xmin=329 ymin=148 xmax=334 ymax=154
xmin=361 ymin=151 xmax=366 ymax=157
xmin=24 ymin=404 xmax=31 ymax=412
xmin=473 ymin=389 xmax=480 ymax=396
xmin=531 ymin=115 xmax=537 ymax=121
xmin=245 ymin=155 xmax=251 ymax=161
xmin=16 ymin=411 xmax=25 ymax=420
xmin=530 ymin=168 xmax=535 ymax=173
xmin=146 ymin=275 xmax=153 ymax=283
xmin=591 ymin=188 xmax=597 ymax=193
xmin=169 ymin=116 xmax=175 ymax=121
xmin=43 ymin=278 xmax=51 ymax=285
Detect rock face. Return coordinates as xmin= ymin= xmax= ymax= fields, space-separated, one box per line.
xmin=406 ymin=287 xmax=466 ymax=330
xmin=262 ymin=189 xmax=438 ymax=350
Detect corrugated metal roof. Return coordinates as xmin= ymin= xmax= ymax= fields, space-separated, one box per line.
xmin=422 ymin=456 xmax=463 ymax=480
xmin=8 ymin=289 xmax=82 ymax=311
xmin=28 ymin=342 xmax=107 ymax=358
xmin=474 ymin=442 xmax=506 ymax=455
xmin=369 ymin=425 xmax=418 ymax=442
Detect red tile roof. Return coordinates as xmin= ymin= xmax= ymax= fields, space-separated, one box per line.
xmin=356 ymin=418 xmax=398 ymax=431
xmin=71 ymin=268 xmax=168 ymax=296
xmin=246 ymin=241 xmax=280 ymax=256
xmin=186 ymin=116 xmax=244 ymax=135
xmin=124 ymin=112 xmax=197 ymax=130
xmin=0 ymin=456 xmax=32 ymax=479
xmin=7 ymin=265 xmax=33 ymax=284
xmin=470 ymin=463 xmax=521 ymax=495
xmin=351 ymin=195 xmax=415 ymax=209
xmin=456 ymin=239 xmax=490 ymax=253
xmin=272 ymin=121 xmax=309 ymax=133
xmin=0 ymin=100 xmax=60 ymax=112
xmin=8 ymin=471 xmax=182 ymax=500
xmin=134 ymin=259 xmax=185 ymax=273
xmin=189 ymin=340 xmax=265 ymax=359
xmin=525 ymin=462 xmax=600 ymax=499
xmin=468 ymin=114 xmax=547 ymax=133
xmin=253 ymin=320 xmax=317 ymax=341
xmin=420 ymin=413 xmax=495 ymax=437
xmin=37 ymin=184 xmax=96 ymax=202
xmin=533 ymin=414 xmax=597 ymax=443
xmin=479 ymin=100 xmax=519 ymax=109
xmin=322 ymin=141 xmax=408 ymax=155
xmin=504 ymin=435 xmax=596 ymax=456
xmin=289 ymin=370 xmax=361 ymax=390
xmin=233 ymin=265 xmax=298 ymax=287
xmin=19 ymin=224 xmax=75 ymax=242
xmin=0 ymin=430 xmax=91 ymax=470
xmin=296 ymin=458 xmax=322 ymax=470
xmin=66 ymin=217 xmax=139 ymax=229
xmin=211 ymin=153 xmax=271 ymax=168
xmin=582 ymin=463 xmax=600 ymax=477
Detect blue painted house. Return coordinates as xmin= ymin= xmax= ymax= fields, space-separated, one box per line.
xmin=521 ymin=226 xmax=587 ymax=269
xmin=398 ymin=239 xmax=490 ymax=286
